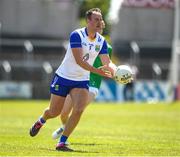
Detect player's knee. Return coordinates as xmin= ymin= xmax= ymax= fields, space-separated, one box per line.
xmin=44 ymin=108 xmax=59 ymax=118
xmin=73 ymin=107 xmax=85 ymax=115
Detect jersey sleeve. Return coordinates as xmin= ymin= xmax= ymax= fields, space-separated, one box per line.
xmin=70 ymin=31 xmax=82 ymax=48
xmin=99 ymin=40 xmax=108 ymax=55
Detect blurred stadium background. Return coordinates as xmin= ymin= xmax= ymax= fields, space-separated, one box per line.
xmin=0 ymin=0 xmax=179 ymax=102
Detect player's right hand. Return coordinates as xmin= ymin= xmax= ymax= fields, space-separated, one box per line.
xmin=96 ymin=67 xmax=113 ymax=78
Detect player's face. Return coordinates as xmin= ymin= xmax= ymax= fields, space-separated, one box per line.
xmin=87 ymin=11 xmax=103 ymax=32
xmin=97 ymin=20 xmax=105 ymax=34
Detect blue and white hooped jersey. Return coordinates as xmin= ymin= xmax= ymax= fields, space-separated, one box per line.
xmin=56 ymin=27 xmax=108 ymax=81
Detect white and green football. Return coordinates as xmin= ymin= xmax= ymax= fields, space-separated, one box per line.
xmin=114 ymin=65 xmax=133 ymax=84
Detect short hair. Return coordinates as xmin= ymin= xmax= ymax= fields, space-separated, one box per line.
xmin=85 ymin=8 xmax=102 ymax=20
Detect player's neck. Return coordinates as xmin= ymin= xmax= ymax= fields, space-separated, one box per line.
xmin=86 ymin=27 xmax=96 ymax=40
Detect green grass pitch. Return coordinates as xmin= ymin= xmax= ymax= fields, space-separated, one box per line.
xmin=0 ymin=100 xmax=180 ymax=156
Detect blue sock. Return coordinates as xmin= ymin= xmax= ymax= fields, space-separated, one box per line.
xmin=39 ymin=117 xmax=46 ymax=124
xmin=59 ymin=135 xmax=68 ymax=144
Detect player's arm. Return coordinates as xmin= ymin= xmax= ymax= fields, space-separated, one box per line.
xmin=98 ymin=40 xmax=117 ymax=77
xmin=70 ymin=32 xmax=112 ymax=78
xmin=99 ymin=54 xmax=117 ymax=76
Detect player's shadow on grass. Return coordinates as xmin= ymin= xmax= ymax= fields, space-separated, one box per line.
xmin=40 ymin=146 xmax=101 ymax=154
xmin=71 ymin=142 xmax=104 ymax=146
xmin=72 ymin=150 xmax=101 ymax=154
xmin=69 ymin=142 xmax=104 ymax=154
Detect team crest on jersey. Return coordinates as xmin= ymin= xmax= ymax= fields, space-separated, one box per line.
xmin=95 ymin=45 xmax=100 ymax=52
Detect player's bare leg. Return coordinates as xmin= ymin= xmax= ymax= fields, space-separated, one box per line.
xmin=52 ymin=95 xmax=73 ymax=139
xmin=56 ymin=88 xmax=89 ymax=151
xmin=30 ymin=94 xmax=66 ymax=137
xmin=87 ymin=92 xmax=96 ymax=105
xmin=43 ymin=94 xmax=66 ymax=119
xmin=61 ymin=95 xmax=73 ymax=124
xmin=63 ymin=88 xmax=88 ymax=136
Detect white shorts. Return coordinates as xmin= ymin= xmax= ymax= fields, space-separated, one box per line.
xmin=89 ymin=86 xmax=99 ymax=98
